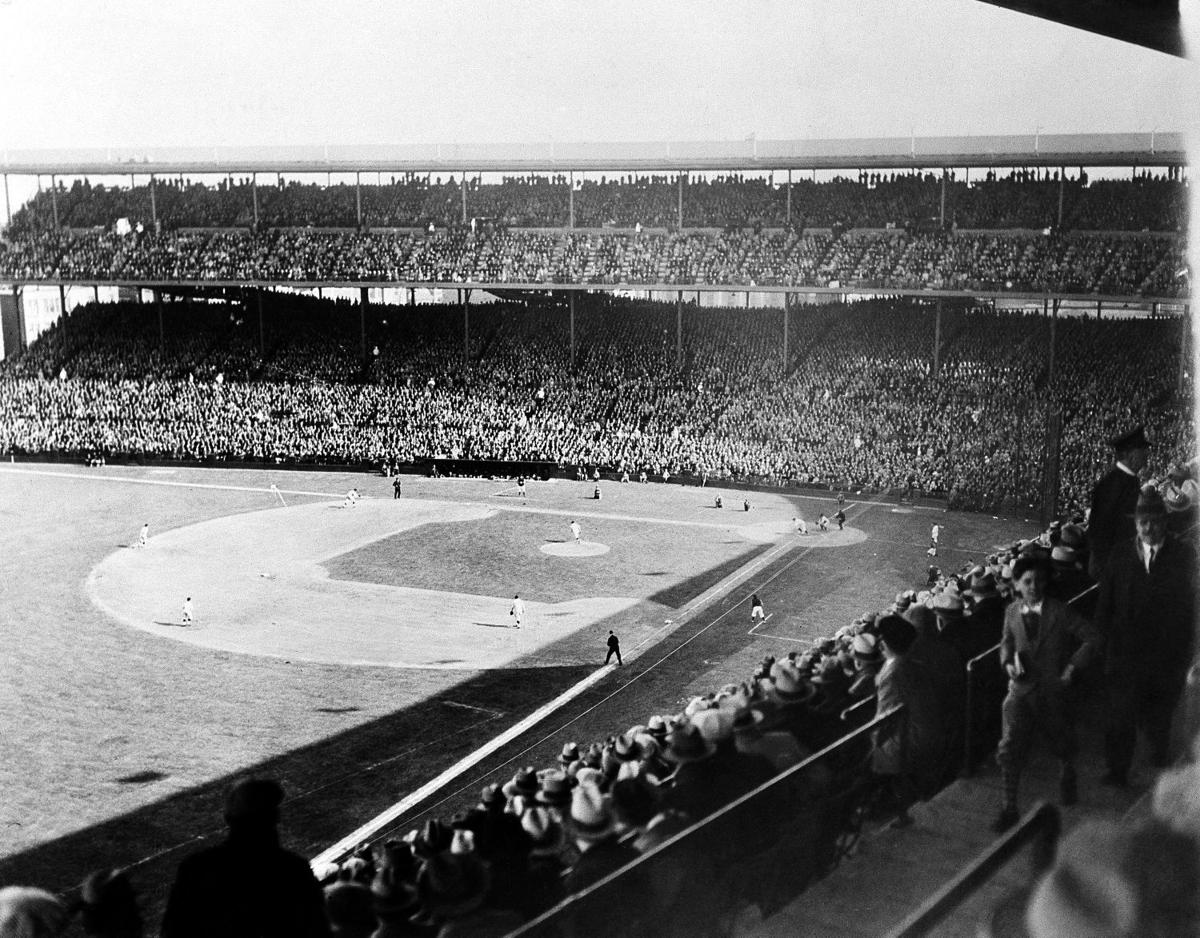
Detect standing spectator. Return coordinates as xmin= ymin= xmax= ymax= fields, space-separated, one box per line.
xmin=870 ymin=615 xmax=945 ymax=818
xmin=993 ymin=556 xmax=1101 ymax=832
xmin=1097 ymin=486 xmax=1197 ymax=785
xmin=1088 ymin=426 xmax=1150 ymax=580
xmin=161 ymin=778 xmax=331 ymax=938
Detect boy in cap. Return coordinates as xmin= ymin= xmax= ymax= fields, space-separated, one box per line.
xmin=1088 ymin=426 xmax=1149 ymax=579
xmin=1096 ymin=485 xmax=1197 ymax=785
xmin=993 ymin=556 xmax=1101 ymax=832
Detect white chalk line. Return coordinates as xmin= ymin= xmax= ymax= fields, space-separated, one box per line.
xmin=309 ymin=663 xmax=617 ymax=873
xmin=0 ymin=465 xmax=346 ymax=499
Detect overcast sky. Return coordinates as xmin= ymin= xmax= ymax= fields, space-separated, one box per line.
xmin=0 ymin=0 xmax=1196 ymax=151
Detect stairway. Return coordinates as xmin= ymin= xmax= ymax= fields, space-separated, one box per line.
xmin=734 ymin=716 xmax=1151 ymax=937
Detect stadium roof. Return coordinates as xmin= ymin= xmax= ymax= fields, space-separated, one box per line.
xmin=0 ymin=133 xmax=1185 ymax=177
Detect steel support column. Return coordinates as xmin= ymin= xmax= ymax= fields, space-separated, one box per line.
xmin=569 ymin=171 xmax=575 ymax=229
xmin=251 ymin=174 xmax=258 ymax=229
xmin=2 ymin=174 xmax=10 ymax=227
xmin=933 ymin=298 xmax=942 ymax=377
xmin=1048 ymin=298 xmax=1058 ymax=391
xmin=676 ymin=291 xmax=683 ymax=368
xmin=150 ymin=175 xmax=158 ymax=230
xmin=939 ymin=173 xmax=946 ymax=227
xmin=1180 ymin=307 xmax=1190 ymax=393
xmin=677 ymin=173 xmax=684 ymax=229
xmin=782 ymin=293 xmax=790 ymax=374
xmin=257 ymin=289 xmax=265 ymax=355
xmin=461 ymin=176 xmax=468 ymax=225
xmin=462 ymin=289 xmax=470 ymax=355
xmin=360 ymin=286 xmax=369 ymax=365
xmin=50 ymin=175 xmax=60 ymax=229
xmin=786 ymin=169 xmax=792 ymax=224
xmin=1057 ymin=170 xmax=1065 ymax=227
xmin=356 ymin=172 xmax=363 ymax=229
xmin=569 ymin=291 xmax=576 ymax=368
xmin=156 ymin=289 xmax=164 ymax=347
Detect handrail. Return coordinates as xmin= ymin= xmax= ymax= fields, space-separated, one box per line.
xmin=883 ymin=801 xmax=1061 ymax=938
xmin=840 ymin=693 xmax=877 ymax=722
xmin=505 ymin=705 xmax=907 ymax=937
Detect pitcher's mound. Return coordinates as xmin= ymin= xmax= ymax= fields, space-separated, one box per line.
xmin=541 ymin=540 xmax=610 ymax=557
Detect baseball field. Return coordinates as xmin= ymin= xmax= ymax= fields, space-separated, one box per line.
xmin=0 ymin=462 xmax=1034 ymax=923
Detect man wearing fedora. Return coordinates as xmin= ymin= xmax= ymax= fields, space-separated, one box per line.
xmin=1088 ymin=426 xmax=1150 ymax=580
xmin=1096 ymin=485 xmax=1197 ymax=786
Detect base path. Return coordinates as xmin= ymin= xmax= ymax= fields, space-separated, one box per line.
xmin=87 ymin=499 xmax=639 ymax=669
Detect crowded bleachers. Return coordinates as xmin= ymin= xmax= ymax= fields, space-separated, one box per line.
xmin=5 ymin=170 xmax=1188 ymax=235
xmin=0 ymin=296 xmax=1191 ymax=515
xmin=0 ymin=227 xmax=1187 ymax=296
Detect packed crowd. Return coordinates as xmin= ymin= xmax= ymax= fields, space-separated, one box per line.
xmin=0 ymin=296 xmax=1191 ymax=514
xmin=6 ymin=170 xmax=1187 ymax=234
xmin=0 ymin=227 xmax=1187 ymax=296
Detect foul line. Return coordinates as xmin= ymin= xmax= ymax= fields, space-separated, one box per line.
xmin=309 ymin=663 xmax=617 ymax=874
xmin=0 ymin=465 xmax=346 ymax=500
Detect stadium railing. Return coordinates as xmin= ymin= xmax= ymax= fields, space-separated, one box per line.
xmin=504 ymin=706 xmax=906 ymax=938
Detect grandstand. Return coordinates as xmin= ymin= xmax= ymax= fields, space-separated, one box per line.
xmin=0 ymin=125 xmax=1196 ymax=938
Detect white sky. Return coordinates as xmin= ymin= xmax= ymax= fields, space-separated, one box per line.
xmin=0 ymin=0 xmax=1196 ymax=150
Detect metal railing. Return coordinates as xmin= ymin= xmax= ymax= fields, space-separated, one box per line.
xmin=506 ymin=706 xmax=907 ymax=938
xmin=883 ymin=801 xmax=1061 ymax=938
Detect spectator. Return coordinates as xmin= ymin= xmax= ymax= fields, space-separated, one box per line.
xmin=160 ymin=777 xmax=331 ymax=938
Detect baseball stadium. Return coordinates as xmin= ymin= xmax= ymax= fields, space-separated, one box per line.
xmin=1 ymin=2 xmax=1198 ymax=937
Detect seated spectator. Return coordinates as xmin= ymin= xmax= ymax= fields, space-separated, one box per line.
xmin=0 ymin=886 xmax=68 ymax=938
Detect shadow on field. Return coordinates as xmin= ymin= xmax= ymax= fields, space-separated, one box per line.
xmin=648 ymin=543 xmax=771 ymax=608
xmin=0 ymin=663 xmax=593 ymax=927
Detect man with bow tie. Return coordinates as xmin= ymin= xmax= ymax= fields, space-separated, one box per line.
xmin=993 ymin=555 xmax=1101 ymax=833
xmin=1095 ymin=485 xmax=1197 ymax=787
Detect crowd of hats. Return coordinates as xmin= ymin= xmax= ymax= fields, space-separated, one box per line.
xmin=0 ymin=226 xmax=1185 ymax=297
xmin=1 ymin=296 xmax=1191 ymax=518
xmin=6 ymin=170 xmax=1184 ymax=234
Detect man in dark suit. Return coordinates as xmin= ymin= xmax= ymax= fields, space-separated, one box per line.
xmin=1096 ymin=486 xmax=1197 ymax=786
xmin=1088 ymin=426 xmax=1149 ymax=580
xmin=161 ymin=778 xmax=330 ymax=938
xmin=993 ymin=556 xmax=1101 ymax=833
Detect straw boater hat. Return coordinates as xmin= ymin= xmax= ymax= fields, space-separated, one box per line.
xmin=559 ymin=742 xmax=580 ymax=767
xmin=852 ymin=632 xmax=882 ymax=664
xmin=768 ymin=660 xmax=817 ymax=704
